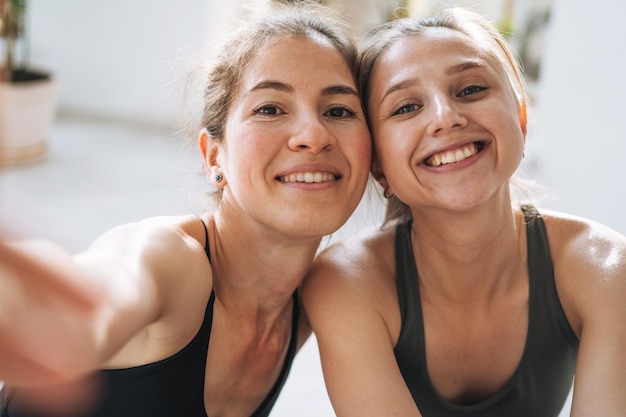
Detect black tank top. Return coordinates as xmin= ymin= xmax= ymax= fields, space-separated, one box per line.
xmin=2 ymin=219 xmax=300 ymax=417
xmin=393 ymin=205 xmax=579 ymax=417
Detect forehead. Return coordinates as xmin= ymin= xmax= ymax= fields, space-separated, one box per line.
xmin=373 ymin=26 xmax=504 ymax=83
xmin=241 ymin=34 xmax=354 ymax=87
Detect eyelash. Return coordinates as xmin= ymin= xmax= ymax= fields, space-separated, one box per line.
xmin=391 ymin=103 xmax=421 ymax=116
xmin=390 ymin=84 xmax=489 ymax=116
xmin=458 ymin=84 xmax=488 ymax=97
xmin=253 ymin=104 xmax=357 ymax=119
xmin=325 ymin=105 xmax=356 ymax=119
xmin=253 ymin=103 xmax=284 ymax=116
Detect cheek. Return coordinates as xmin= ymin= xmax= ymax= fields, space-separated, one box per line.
xmin=373 ymin=123 xmax=412 ymax=162
xmin=490 ymin=110 xmax=526 ymax=167
xmin=354 ymin=128 xmax=374 ymax=165
xmin=229 ymin=124 xmax=276 ymax=158
xmin=497 ymin=107 xmax=526 ymax=145
xmin=334 ymin=124 xmax=373 ymax=167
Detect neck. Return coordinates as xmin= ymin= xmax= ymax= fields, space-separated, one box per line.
xmin=207 ymin=211 xmax=320 ymax=316
xmin=410 ymin=201 xmax=526 ymax=302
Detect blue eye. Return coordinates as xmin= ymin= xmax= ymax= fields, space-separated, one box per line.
xmin=459 ymin=85 xmax=487 ymax=97
xmin=392 ymin=103 xmax=420 ymax=116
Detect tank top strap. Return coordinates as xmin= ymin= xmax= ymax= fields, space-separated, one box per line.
xmin=521 ymin=204 xmax=578 ymax=343
xmin=394 ymin=219 xmax=422 ymax=340
xmin=199 ymin=218 xmax=210 ymax=262
xmin=392 ymin=219 xmax=430 ymax=400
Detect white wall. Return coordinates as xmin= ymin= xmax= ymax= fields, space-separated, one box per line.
xmin=531 ymin=0 xmax=626 ymax=234
xmin=26 ymin=0 xmax=626 ymax=237
xmin=27 ymin=0 xmax=244 ymax=129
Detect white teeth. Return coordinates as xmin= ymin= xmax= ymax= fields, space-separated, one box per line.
xmin=280 ymin=172 xmax=336 ymax=183
xmin=426 ymin=143 xmax=478 ymax=167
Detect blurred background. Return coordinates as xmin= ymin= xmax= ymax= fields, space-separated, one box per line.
xmin=1 ymin=0 xmax=625 ymax=416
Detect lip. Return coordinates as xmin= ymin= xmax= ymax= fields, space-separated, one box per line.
xmin=418 ymin=139 xmax=490 ymax=169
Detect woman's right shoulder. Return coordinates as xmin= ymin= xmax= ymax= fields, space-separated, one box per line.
xmin=77 ymin=214 xmax=213 ymax=296
xmin=320 ymin=225 xmax=394 ymax=273
xmin=85 ymin=214 xmax=208 ymax=255
xmin=303 ymin=224 xmax=396 ymax=305
xmin=302 ymin=224 xmax=402 ymax=345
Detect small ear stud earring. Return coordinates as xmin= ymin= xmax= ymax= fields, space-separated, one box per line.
xmin=214 ymin=173 xmax=223 ymax=183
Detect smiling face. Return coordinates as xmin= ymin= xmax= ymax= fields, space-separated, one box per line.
xmin=367 ymin=27 xmax=526 ymax=214
xmin=207 ymin=35 xmax=371 ymax=238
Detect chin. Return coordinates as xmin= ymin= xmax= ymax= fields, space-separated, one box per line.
xmin=431 ymin=193 xmax=490 ymax=213
xmin=284 ymin=215 xmax=348 ymax=240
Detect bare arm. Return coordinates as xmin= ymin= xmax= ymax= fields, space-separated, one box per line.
xmin=0 ymin=216 xmax=208 ymax=387
xmin=0 ymin=239 xmax=101 ymax=383
xmin=548 ymin=216 xmax=626 ymax=416
xmin=302 ymin=237 xmax=422 ymax=417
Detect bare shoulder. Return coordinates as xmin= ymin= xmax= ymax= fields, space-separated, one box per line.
xmin=302 ymin=223 xmax=397 ymax=323
xmin=311 ymin=224 xmax=395 ymax=288
xmin=81 ymin=214 xmax=207 ymax=263
xmin=540 ymin=209 xmax=626 ymax=273
xmin=539 ymin=209 xmax=626 ymax=334
xmin=76 ymin=214 xmax=214 ymax=367
xmin=77 ymin=214 xmax=213 ymax=311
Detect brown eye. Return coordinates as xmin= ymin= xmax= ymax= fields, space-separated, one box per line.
xmin=325 ymin=106 xmax=356 ymax=119
xmin=255 ymin=105 xmax=282 ymax=115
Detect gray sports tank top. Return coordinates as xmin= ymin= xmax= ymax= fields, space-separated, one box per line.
xmin=393 ymin=205 xmax=578 ymax=416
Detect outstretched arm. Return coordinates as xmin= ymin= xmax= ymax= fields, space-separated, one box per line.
xmin=302 ymin=238 xmax=422 ymax=417
xmin=0 ymin=216 xmax=207 ymax=387
xmin=0 ymin=239 xmax=102 ymax=383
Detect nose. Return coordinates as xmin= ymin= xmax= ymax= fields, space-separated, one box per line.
xmin=426 ymin=94 xmax=467 ymax=136
xmin=287 ymin=113 xmax=335 ymax=154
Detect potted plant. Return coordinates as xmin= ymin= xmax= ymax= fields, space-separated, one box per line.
xmin=0 ymin=0 xmax=58 ymax=165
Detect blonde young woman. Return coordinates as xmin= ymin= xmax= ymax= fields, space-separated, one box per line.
xmin=303 ymin=8 xmax=626 ymax=417
xmin=0 ymin=4 xmax=371 ymax=416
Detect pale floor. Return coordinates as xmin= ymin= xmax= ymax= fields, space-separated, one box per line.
xmin=0 ymin=116 xmax=572 ymax=416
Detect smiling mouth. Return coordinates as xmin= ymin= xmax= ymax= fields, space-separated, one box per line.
xmin=424 ymin=142 xmax=486 ymax=167
xmin=278 ymin=172 xmax=339 ymax=183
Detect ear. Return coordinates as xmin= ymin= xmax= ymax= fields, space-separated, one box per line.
xmin=199 ymin=128 xmax=228 ymax=188
xmin=371 ymin=156 xmax=390 ymax=193
xmin=518 ymin=101 xmax=527 ymax=140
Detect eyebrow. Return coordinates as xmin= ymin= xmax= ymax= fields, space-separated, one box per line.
xmin=379 ymin=79 xmax=420 ymax=105
xmin=444 ymin=59 xmax=488 ymax=75
xmin=379 ymin=58 xmax=488 ymax=105
xmin=250 ymin=80 xmax=294 ymax=94
xmin=321 ymin=84 xmax=359 ymax=97
xmin=248 ymin=80 xmax=358 ymax=97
